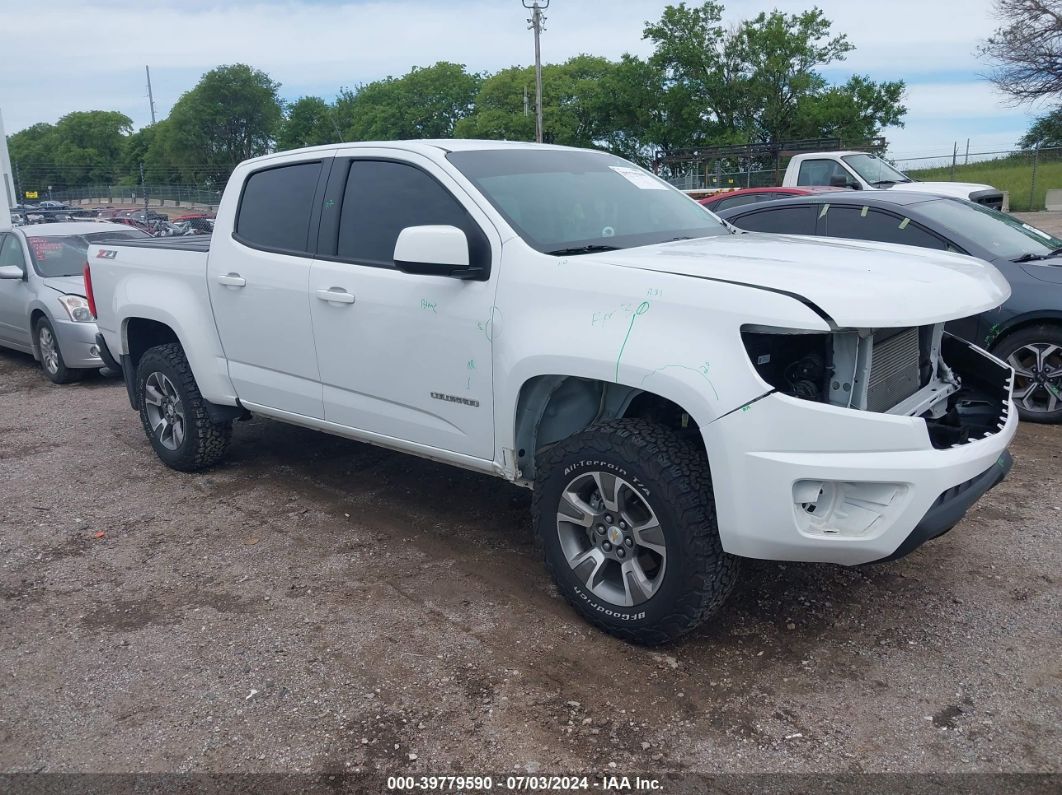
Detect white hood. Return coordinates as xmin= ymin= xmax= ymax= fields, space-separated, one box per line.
xmin=888 ymin=181 xmax=998 ymax=200
xmin=598 ymin=233 xmax=1011 ymax=329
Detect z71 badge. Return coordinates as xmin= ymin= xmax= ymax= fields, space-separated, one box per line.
xmin=96 ymin=249 xmax=118 ymax=259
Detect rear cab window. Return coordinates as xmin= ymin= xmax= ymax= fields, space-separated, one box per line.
xmin=235 ymin=161 xmax=324 ymax=255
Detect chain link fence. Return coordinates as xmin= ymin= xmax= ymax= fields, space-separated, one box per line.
xmin=22 ymin=183 xmax=222 ymax=210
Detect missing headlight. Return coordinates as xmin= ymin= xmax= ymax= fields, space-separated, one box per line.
xmin=741 ymin=329 xmax=831 ymax=402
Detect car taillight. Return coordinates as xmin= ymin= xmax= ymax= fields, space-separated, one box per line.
xmin=83 ymin=261 xmax=97 ymax=318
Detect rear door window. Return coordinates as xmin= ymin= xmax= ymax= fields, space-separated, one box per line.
xmin=235 ymin=161 xmax=323 ymax=255
xmin=731 ymin=206 xmax=818 ymax=235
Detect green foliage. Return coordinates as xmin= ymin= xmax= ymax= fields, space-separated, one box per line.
xmin=643 ymin=1 xmax=904 ymax=149
xmin=1019 ymin=109 xmax=1062 ymax=149
xmin=9 ymin=111 xmax=133 ymax=189
xmin=336 ymin=62 xmax=482 ymax=141
xmin=278 ymin=96 xmax=340 ymax=151
xmin=157 ymin=64 xmax=284 ymax=183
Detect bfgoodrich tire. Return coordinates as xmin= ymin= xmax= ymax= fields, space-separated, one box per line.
xmin=135 ymin=343 xmax=232 ymax=471
xmin=533 ymin=419 xmax=738 ymax=645
xmin=992 ymin=323 xmax=1062 ymax=424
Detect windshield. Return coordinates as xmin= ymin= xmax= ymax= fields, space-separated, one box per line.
xmin=447 ymin=149 xmax=729 ymax=253
xmin=916 ymin=198 xmax=1062 ymax=261
xmin=27 ymin=230 xmax=150 ymax=277
xmin=842 ymin=154 xmax=911 ymax=185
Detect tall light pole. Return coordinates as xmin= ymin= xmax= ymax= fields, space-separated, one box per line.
xmin=522 ymin=0 xmax=549 ymax=143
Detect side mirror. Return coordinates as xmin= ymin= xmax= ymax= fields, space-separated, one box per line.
xmin=393 ymin=225 xmax=482 ymax=279
xmin=0 ymin=265 xmax=24 ymax=280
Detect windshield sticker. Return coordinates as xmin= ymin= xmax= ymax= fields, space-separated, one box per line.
xmin=860 ymin=206 xmax=868 ymax=217
xmin=818 ymin=204 xmax=829 ymax=218
xmin=1021 ymin=223 xmax=1052 ymax=241
xmin=27 ymin=238 xmax=65 ymax=259
xmin=899 ymin=217 xmax=910 ymax=230
xmin=609 ymin=166 xmax=667 ymax=190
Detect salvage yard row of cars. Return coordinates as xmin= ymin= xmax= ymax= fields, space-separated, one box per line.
xmin=1 ymin=140 xmax=1056 ymax=645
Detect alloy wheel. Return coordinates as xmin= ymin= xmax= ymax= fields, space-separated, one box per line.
xmin=38 ymin=326 xmax=59 ymax=375
xmin=555 ymin=471 xmax=668 ymax=607
xmin=143 ymin=371 xmax=186 ymax=451
xmin=1008 ymin=343 xmax=1062 ymax=415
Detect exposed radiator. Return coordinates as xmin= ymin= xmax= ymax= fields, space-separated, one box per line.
xmin=867 ymin=328 xmax=921 ymax=412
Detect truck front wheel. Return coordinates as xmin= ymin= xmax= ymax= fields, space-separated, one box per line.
xmin=135 ymin=343 xmax=232 ymax=471
xmin=533 ymin=419 xmax=738 ymax=645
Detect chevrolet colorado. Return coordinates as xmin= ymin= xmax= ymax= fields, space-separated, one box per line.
xmin=86 ymin=140 xmax=1017 ymax=644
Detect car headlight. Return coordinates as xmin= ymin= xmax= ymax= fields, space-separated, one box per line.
xmin=58 ymin=294 xmax=94 ymax=322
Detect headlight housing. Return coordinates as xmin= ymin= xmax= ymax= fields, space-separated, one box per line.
xmin=58 ymin=294 xmax=94 ymax=322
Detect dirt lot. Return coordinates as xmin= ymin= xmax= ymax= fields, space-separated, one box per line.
xmin=0 ymin=345 xmax=1059 ymax=781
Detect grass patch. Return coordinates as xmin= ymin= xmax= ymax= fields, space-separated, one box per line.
xmin=907 ymin=152 xmax=1062 ymax=211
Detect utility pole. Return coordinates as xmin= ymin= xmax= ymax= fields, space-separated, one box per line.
xmin=145 ymin=66 xmax=157 ymax=125
xmin=522 ymin=1 xmax=549 ymax=143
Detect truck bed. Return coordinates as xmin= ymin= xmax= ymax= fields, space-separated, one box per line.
xmin=103 ymin=235 xmax=212 ymax=253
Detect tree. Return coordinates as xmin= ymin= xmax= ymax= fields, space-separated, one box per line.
xmin=1019 ymin=108 xmax=1062 ymax=147
xmin=979 ymin=0 xmax=1062 ymax=102
xmin=455 ymin=55 xmax=665 ymax=162
xmin=8 ymin=111 xmax=132 ymax=189
xmin=643 ymin=2 xmax=905 ymax=149
xmin=158 ymin=64 xmax=283 ymax=183
xmin=278 ymin=96 xmax=341 ymax=151
xmin=336 ymin=62 xmax=482 ymax=140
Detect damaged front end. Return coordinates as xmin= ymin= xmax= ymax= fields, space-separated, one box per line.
xmin=741 ymin=323 xmax=1013 ymax=447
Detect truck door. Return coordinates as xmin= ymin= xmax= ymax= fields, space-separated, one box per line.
xmin=207 ymin=155 xmax=333 ymax=419
xmin=308 ymin=153 xmax=499 ymax=460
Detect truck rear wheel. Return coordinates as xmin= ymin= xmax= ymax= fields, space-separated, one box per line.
xmin=533 ymin=419 xmax=738 ymax=645
xmin=135 ymin=343 xmax=232 ymax=471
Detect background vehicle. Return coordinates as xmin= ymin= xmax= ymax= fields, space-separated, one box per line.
xmin=783 ymin=151 xmax=1005 ymax=209
xmin=718 ymin=192 xmax=1062 ymax=422
xmin=0 ymin=222 xmax=149 ymax=382
xmin=87 ymin=141 xmax=1015 ymax=644
xmin=698 ymin=186 xmax=842 ymax=213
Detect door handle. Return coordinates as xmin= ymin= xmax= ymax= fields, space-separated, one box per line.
xmin=217 ymin=273 xmax=246 ymax=287
xmin=316 ymin=288 xmax=355 ymax=304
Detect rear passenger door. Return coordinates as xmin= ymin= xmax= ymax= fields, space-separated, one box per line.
xmin=207 ymin=155 xmax=333 ymax=418
xmin=308 ymin=152 xmax=499 ymax=459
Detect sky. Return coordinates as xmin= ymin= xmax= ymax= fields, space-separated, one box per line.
xmin=0 ymin=0 xmax=1048 ymax=163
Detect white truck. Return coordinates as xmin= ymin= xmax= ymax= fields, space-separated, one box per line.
xmin=783 ymin=151 xmax=1005 ymax=210
xmin=86 ymin=140 xmax=1017 ymax=644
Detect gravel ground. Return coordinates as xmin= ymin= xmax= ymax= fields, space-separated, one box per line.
xmin=0 ymin=343 xmax=1059 ymax=779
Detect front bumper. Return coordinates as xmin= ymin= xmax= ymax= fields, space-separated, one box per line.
xmin=872 ymin=450 xmax=1012 ymax=563
xmin=703 ymin=342 xmax=1016 ymax=565
xmin=52 ymin=316 xmax=104 ymax=369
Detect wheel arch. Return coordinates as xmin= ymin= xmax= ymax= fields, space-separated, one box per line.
xmin=513 ymin=374 xmax=709 ymax=483
xmin=988 ymin=311 xmax=1062 ymax=349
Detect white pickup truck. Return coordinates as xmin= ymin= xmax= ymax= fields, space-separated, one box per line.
xmin=86 ymin=140 xmax=1017 ymax=644
xmin=783 ymin=151 xmax=1005 ymax=210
